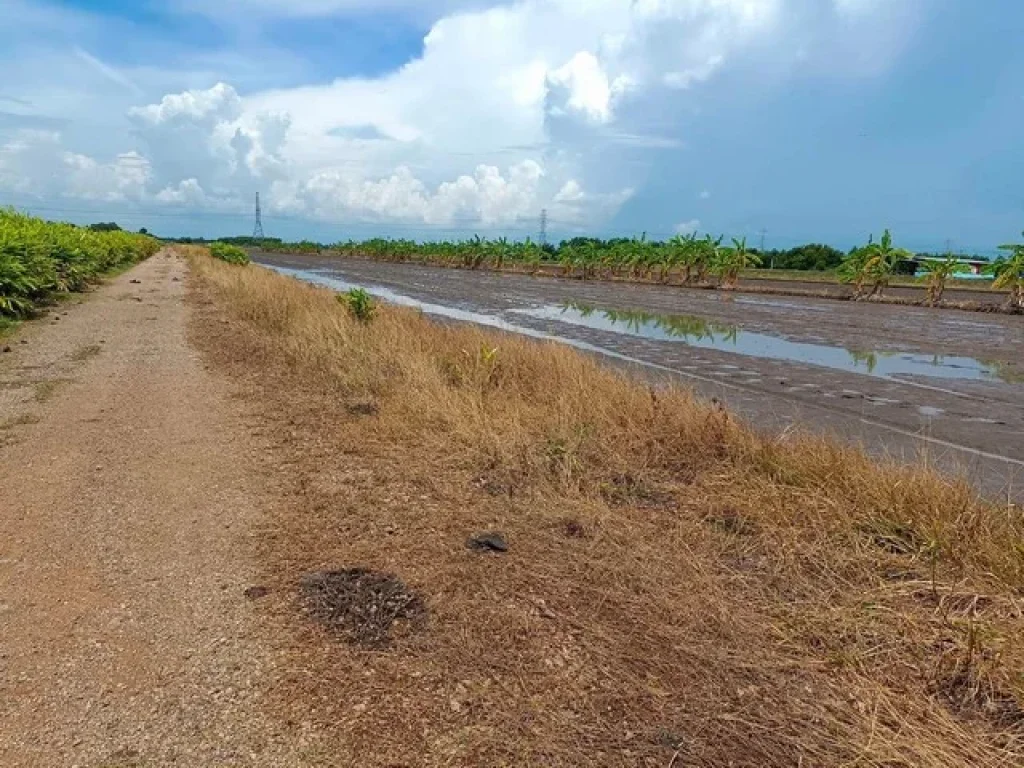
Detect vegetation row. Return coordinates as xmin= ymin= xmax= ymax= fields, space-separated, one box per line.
xmin=182 ymin=230 xmax=1024 ymax=310
xmin=0 ymin=210 xmax=159 ymax=317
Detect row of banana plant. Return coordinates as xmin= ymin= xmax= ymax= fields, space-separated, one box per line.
xmin=332 ymin=233 xmax=764 ymax=288
xmin=838 ymin=229 xmax=1024 ymax=308
xmin=325 ymin=230 xmax=1024 ymax=308
xmin=0 ymin=209 xmax=160 ymax=317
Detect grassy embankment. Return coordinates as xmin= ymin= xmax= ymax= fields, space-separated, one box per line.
xmin=191 ymin=249 xmax=1023 ymax=767
xmin=0 ymin=209 xmax=159 ymax=331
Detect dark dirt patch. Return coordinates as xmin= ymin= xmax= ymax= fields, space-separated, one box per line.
xmin=933 ymin=668 xmax=1024 ymax=729
xmin=346 ymin=399 xmax=379 ymax=417
xmin=71 ymin=343 xmax=102 ymax=362
xmin=859 ymin=518 xmax=924 ymax=555
xmin=705 ymin=508 xmax=759 ymax=536
xmin=98 ymin=747 xmax=145 ymax=767
xmin=0 ymin=413 xmax=41 ymax=431
xmin=300 ymin=568 xmax=426 ymax=649
xmin=600 ymin=473 xmax=679 ymax=510
xmin=244 ymin=585 xmax=271 ymax=601
xmin=560 ymin=518 xmax=588 ymax=539
xmin=881 ymin=567 xmax=922 ymax=582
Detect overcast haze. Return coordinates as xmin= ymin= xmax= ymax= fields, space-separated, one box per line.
xmin=1 ymin=0 xmax=1021 ymax=251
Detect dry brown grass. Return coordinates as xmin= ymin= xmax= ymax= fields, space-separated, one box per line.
xmin=187 ymin=249 xmax=1024 ymax=767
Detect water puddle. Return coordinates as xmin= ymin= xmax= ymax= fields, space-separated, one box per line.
xmin=511 ymin=302 xmax=1015 ymax=384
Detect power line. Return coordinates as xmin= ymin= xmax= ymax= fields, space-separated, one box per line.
xmin=539 ymin=208 xmax=548 ymax=247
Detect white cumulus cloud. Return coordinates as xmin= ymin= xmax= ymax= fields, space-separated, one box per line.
xmin=0 ymin=0 xmax=922 ymax=232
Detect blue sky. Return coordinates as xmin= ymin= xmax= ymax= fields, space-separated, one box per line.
xmin=0 ymin=0 xmax=1021 ymax=253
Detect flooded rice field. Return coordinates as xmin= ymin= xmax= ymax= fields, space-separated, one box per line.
xmin=259 ymin=254 xmax=1024 ymax=500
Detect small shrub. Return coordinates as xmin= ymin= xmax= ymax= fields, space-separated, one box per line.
xmin=340 ymin=288 xmax=376 ymax=323
xmin=209 ymin=242 xmax=250 ymax=266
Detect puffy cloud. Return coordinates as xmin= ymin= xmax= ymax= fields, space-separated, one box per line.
xmin=288 ymin=160 xmax=546 ymax=225
xmin=127 ymin=83 xmax=291 ymax=205
xmin=0 ymin=130 xmax=148 ymax=202
xmin=0 ymin=0 xmax=921 ymax=231
xmin=155 ymin=178 xmax=209 ymax=206
xmin=128 ymin=82 xmax=241 ymax=126
xmin=554 ymin=180 xmax=585 ymax=203
xmin=548 ymin=52 xmax=632 ymax=123
xmin=675 ymin=219 xmax=701 ymax=234
xmin=63 ymin=150 xmax=150 ymax=202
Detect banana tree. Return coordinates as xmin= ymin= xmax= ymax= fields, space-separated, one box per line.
xmin=714 ymin=237 xmax=762 ymax=289
xmin=840 ymin=230 xmax=911 ymax=300
xmin=687 ymin=235 xmax=720 ymax=285
xmin=863 ymin=230 xmax=912 ymax=298
xmin=918 ymin=254 xmax=960 ymax=305
xmin=990 ymin=233 xmax=1024 ymax=309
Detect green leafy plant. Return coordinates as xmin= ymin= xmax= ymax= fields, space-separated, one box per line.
xmin=990 ymin=233 xmax=1024 ymax=309
xmin=918 ymin=254 xmax=960 ymax=305
xmin=839 ymin=230 xmax=912 ymax=300
xmin=209 ymin=242 xmax=251 ymax=266
xmin=340 ymin=287 xmax=376 ymax=323
xmin=0 ymin=208 xmax=159 ymax=318
xmin=713 ymin=237 xmax=762 ymax=289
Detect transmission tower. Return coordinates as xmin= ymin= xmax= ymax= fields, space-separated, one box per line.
xmin=252 ymin=192 xmax=264 ymax=240
xmin=539 ymin=208 xmax=548 ymax=247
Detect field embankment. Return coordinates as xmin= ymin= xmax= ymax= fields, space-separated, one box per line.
xmin=253 ymin=247 xmax=1015 ymax=313
xmin=0 ymin=209 xmax=158 ymax=321
xmin=191 ymin=252 xmax=1024 ymax=767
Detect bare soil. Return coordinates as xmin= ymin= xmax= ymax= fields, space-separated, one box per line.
xmin=0 ymin=252 xmax=311 ymax=767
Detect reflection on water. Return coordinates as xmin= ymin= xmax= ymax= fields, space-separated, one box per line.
xmin=565 ymin=301 xmax=740 ymax=343
xmin=513 ymin=302 xmax=1016 ymax=384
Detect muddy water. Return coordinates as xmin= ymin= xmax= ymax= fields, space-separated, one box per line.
xmin=517 ymin=302 xmax=1014 ymax=384
xmin=261 ymin=257 xmax=1024 ymax=500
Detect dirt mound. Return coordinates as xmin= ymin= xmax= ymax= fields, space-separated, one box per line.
xmin=300 ymin=568 xmax=426 ymax=649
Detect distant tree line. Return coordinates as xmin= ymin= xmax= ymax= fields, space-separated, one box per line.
xmin=87 ymin=223 xmax=994 ymax=274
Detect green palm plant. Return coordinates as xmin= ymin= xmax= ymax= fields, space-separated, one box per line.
xmin=668 ymin=233 xmax=698 ymax=284
xmin=918 ymin=254 xmax=960 ymax=305
xmin=692 ymin=235 xmax=720 ymax=285
xmin=990 ymin=233 xmax=1024 ymax=309
xmin=839 ymin=230 xmax=911 ymax=300
xmin=713 ymin=237 xmax=762 ymax=289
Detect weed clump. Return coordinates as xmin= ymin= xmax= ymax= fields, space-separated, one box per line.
xmin=209 ymin=242 xmax=251 ymax=266
xmin=339 ymin=288 xmax=376 ymax=323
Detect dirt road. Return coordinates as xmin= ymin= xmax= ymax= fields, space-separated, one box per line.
xmin=0 ymin=253 xmax=305 ymax=767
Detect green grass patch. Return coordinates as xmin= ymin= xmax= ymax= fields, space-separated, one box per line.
xmin=209 ymin=242 xmax=251 ymax=265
